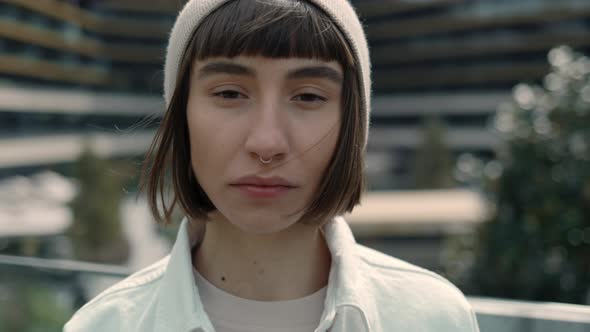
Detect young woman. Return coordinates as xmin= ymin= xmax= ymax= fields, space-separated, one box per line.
xmin=65 ymin=0 xmax=480 ymax=331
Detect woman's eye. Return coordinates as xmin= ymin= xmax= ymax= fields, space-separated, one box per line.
xmin=213 ymin=90 xmax=245 ymax=99
xmin=293 ymin=93 xmax=327 ymax=103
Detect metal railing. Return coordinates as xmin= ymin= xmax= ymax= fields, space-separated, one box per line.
xmin=1 ymin=254 xmax=589 ymax=332
xmin=470 ymin=296 xmax=590 ymax=332
xmin=0 ymin=254 xmax=131 ymax=277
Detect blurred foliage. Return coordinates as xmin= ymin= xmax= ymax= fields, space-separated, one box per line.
xmin=412 ymin=115 xmax=455 ymax=189
xmin=67 ymin=145 xmax=131 ymax=264
xmin=447 ymin=46 xmax=590 ymax=304
xmin=155 ymin=206 xmax=185 ymax=245
xmin=0 ymin=270 xmax=72 ymax=332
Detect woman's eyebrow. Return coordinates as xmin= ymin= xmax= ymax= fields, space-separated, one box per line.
xmin=196 ymin=62 xmax=255 ymax=79
xmin=286 ymin=66 xmax=343 ymax=84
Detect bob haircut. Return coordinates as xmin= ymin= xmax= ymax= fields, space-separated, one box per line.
xmin=141 ymin=0 xmax=367 ymax=226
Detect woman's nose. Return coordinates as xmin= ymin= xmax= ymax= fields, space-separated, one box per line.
xmin=244 ymin=100 xmax=290 ymax=163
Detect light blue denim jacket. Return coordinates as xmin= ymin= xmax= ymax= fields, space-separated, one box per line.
xmin=64 ymin=217 xmax=480 ymax=332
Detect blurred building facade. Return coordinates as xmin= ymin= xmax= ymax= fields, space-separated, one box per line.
xmin=357 ymin=0 xmax=590 ymax=187
xmin=0 ymin=0 xmax=180 ymax=176
xmin=1 ymin=0 xmax=590 ymax=187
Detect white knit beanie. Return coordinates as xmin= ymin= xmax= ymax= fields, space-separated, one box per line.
xmin=164 ymin=0 xmax=371 ymax=141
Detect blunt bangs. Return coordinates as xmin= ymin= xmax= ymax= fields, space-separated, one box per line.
xmin=191 ymin=0 xmax=355 ymax=66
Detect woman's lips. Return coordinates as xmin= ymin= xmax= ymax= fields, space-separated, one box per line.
xmin=230 ymin=175 xmax=297 ymax=198
xmin=231 ymin=184 xmax=294 ymax=198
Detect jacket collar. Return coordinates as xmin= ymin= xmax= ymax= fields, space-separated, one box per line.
xmin=316 ymin=216 xmax=371 ymax=330
xmin=155 ymin=216 xmax=371 ymax=332
xmin=154 ymin=219 xmax=214 ymax=332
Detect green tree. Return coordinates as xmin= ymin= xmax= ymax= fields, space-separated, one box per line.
xmin=413 ymin=115 xmax=455 ymax=189
xmin=0 ymin=271 xmax=71 ymax=332
xmin=68 ymin=145 xmax=130 ymax=264
xmin=449 ymin=46 xmax=590 ymax=304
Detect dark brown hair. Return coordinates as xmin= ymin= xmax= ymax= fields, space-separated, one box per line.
xmin=141 ymin=0 xmax=366 ymax=225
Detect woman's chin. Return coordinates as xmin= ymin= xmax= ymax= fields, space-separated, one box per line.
xmin=212 ymin=211 xmax=299 ymax=236
xmin=207 ymin=205 xmax=302 ymax=235
xmin=231 ymin=217 xmax=297 ymax=235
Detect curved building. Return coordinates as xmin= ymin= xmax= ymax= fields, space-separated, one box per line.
xmin=1 ymin=0 xmax=589 ymax=187
xmin=0 ymin=0 xmax=179 ymax=175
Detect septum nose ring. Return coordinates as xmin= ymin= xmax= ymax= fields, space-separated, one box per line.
xmin=259 ymin=156 xmax=273 ymax=164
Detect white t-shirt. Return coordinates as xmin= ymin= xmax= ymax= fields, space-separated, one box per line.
xmin=193 ymin=268 xmax=327 ymax=332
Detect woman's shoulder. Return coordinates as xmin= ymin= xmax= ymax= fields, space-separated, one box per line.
xmin=353 ymin=244 xmax=479 ymax=331
xmin=64 ymin=256 xmax=170 ymax=331
xmin=354 ymin=243 xmax=467 ymax=300
xmin=355 ymin=244 xmax=451 ymax=283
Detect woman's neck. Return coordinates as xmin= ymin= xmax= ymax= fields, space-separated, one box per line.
xmin=191 ymin=213 xmax=332 ymax=301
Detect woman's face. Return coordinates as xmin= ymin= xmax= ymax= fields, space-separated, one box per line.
xmin=187 ymin=56 xmax=342 ymax=234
